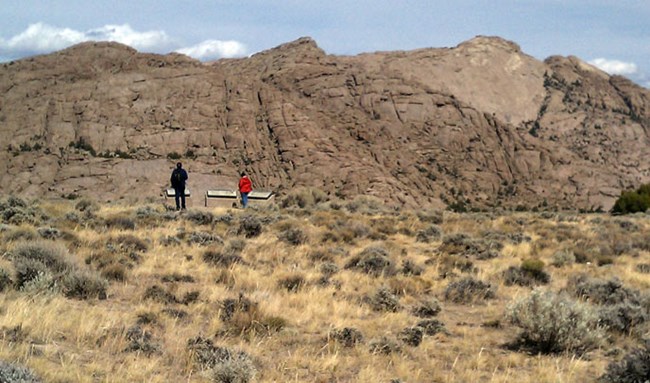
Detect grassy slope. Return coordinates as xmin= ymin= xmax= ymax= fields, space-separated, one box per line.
xmin=0 ymin=194 xmax=648 ymax=382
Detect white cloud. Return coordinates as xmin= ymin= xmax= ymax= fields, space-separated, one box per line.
xmin=0 ymin=23 xmax=248 ymax=62
xmin=0 ymin=23 xmax=172 ymax=59
xmin=1 ymin=23 xmax=86 ymax=53
xmin=589 ymin=58 xmax=638 ymax=76
xmin=175 ymin=40 xmax=247 ymax=60
xmin=84 ymin=24 xmax=171 ymax=51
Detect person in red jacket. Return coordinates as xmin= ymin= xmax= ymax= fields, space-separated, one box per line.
xmin=238 ymin=171 xmax=253 ymax=208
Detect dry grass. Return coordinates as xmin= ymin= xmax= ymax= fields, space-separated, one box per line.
xmin=0 ymin=196 xmax=648 ymax=382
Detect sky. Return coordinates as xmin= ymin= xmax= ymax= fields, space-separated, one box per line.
xmin=1 ymin=1 xmax=648 ymax=88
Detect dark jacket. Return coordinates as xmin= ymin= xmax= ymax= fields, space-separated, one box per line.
xmin=170 ymin=168 xmax=188 ymax=189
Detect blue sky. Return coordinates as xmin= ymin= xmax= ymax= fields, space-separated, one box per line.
xmin=1 ymin=1 xmax=648 ymax=87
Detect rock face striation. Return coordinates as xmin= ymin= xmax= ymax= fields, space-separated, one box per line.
xmin=1 ymin=36 xmax=649 ymax=210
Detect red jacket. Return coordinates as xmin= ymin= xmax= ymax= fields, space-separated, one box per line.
xmin=239 ymin=176 xmax=252 ymax=193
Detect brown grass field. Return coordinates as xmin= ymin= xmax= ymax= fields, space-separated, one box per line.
xmin=0 ymin=191 xmax=648 ymax=382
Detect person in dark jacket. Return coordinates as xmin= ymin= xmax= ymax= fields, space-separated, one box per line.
xmin=238 ymin=171 xmax=253 ymax=208
xmin=170 ymin=162 xmax=188 ymax=210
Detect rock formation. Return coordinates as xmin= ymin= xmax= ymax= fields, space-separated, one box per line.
xmin=0 ymin=36 xmax=648 ymax=210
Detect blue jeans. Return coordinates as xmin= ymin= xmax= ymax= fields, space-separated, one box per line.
xmin=241 ymin=192 xmax=249 ymax=208
xmin=174 ymin=187 xmax=186 ymax=210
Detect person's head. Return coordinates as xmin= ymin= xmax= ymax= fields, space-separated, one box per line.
xmin=176 ymin=162 xmax=182 ymax=169
xmin=240 ymin=171 xmax=246 ymax=177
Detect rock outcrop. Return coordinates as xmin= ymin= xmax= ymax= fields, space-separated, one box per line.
xmin=1 ymin=36 xmax=649 ymax=210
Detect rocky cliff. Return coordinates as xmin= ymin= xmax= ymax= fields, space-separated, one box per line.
xmin=1 ymin=36 xmax=649 ymax=210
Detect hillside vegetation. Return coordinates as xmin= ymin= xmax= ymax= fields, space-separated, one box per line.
xmin=0 ymin=192 xmax=649 ymax=382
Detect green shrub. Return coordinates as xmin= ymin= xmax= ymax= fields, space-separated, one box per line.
xmin=36 ymin=227 xmax=62 ymax=240
xmin=61 ymin=269 xmax=108 ymax=300
xmin=187 ymin=336 xmax=257 ymax=382
xmin=503 ymin=259 xmax=550 ymax=287
xmin=260 ymin=315 xmax=287 ymax=332
xmin=161 ymin=273 xmax=195 ymax=283
xmin=399 ymin=326 xmax=423 ymax=347
xmin=368 ymin=336 xmax=402 ymax=354
xmin=344 ymin=246 xmax=395 ymax=277
xmin=277 ymin=227 xmax=307 ymax=246
xmin=69 ymin=137 xmax=96 ymax=156
xmin=212 ymin=356 xmax=257 ymax=383
xmin=551 ymin=249 xmax=575 ymax=267
xmin=237 ymin=216 xmax=262 ymax=238
xmin=220 ymin=296 xmax=257 ymax=322
xmin=400 ymin=259 xmax=424 ymax=276
xmin=415 ymin=225 xmax=443 ymax=243
xmin=0 ymin=269 xmax=12 ymax=292
xmin=187 ymin=336 xmax=231 ymax=369
xmin=597 ymin=301 xmax=648 ymax=333
xmin=75 ymin=198 xmax=98 ymax=212
xmin=14 ymin=259 xmax=51 ymax=290
xmin=345 ymin=195 xmax=389 ymax=215
xmin=184 ymin=210 xmax=214 ymax=226
xmin=368 ymin=286 xmax=400 ymax=312
xmin=329 ymin=327 xmax=364 ymax=347
xmin=280 ymin=187 xmax=328 ymax=208
xmin=521 ymin=258 xmax=544 ymax=273
xmin=412 ymin=297 xmax=442 ymax=318
xmin=16 ymin=264 xmax=59 ymax=295
xmin=159 ymin=235 xmax=182 ymax=247
xmin=277 ymin=273 xmax=306 ymax=292
xmin=0 ymin=197 xmax=43 ymax=225
xmin=104 ymin=215 xmax=136 ymax=230
xmin=124 ymin=325 xmax=160 ymax=356
xmin=439 ymin=233 xmax=501 ymax=260
xmin=12 ymin=241 xmax=108 ymax=300
xmin=599 ymin=342 xmax=650 ymax=383
xmin=0 ymin=360 xmax=42 ymax=383
xmin=109 ymin=234 xmax=149 ymax=253
xmin=202 ymin=249 xmax=244 ymax=268
xmin=611 ymin=184 xmax=650 ymax=214
xmin=143 ymin=285 xmax=178 ymax=304
xmin=322 ymin=220 xmax=370 ymax=244
xmin=565 ymin=275 xmax=648 ymax=333
xmin=101 ymin=264 xmax=127 ymax=281
xmin=565 ymin=275 xmax=638 ymax=305
xmin=134 ymin=205 xmax=164 ymax=222
xmin=11 ymin=241 xmax=71 ymax=273
xmin=187 ymin=231 xmax=223 ymax=246
xmin=444 ymin=277 xmax=496 ymax=304
xmin=506 ymin=289 xmax=605 ymax=354
xmin=5 ymin=196 xmax=27 ymax=208
xmin=162 ymin=308 xmax=189 ymax=320
xmin=433 ymin=253 xmax=476 ymax=278
xmin=181 ymin=291 xmax=200 ymax=305
xmin=136 ymin=312 xmax=159 ymax=325
xmin=635 ymin=263 xmax=650 ymax=274
xmin=416 ymin=319 xmax=447 ymax=335
xmin=319 ymin=262 xmax=339 ymax=276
